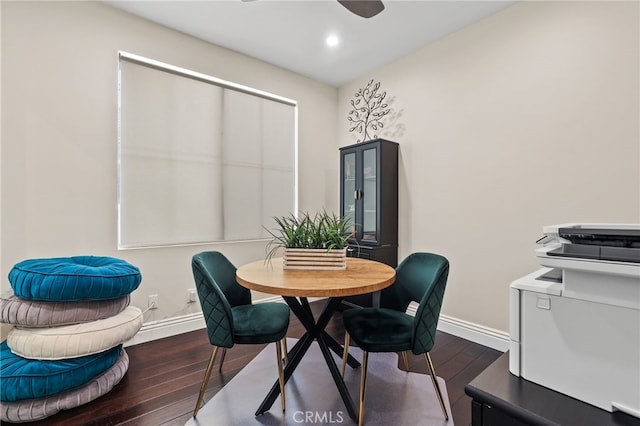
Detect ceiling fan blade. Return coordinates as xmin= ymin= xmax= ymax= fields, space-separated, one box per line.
xmin=338 ymin=0 xmax=385 ymax=19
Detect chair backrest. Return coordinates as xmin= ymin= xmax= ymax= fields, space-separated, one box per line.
xmin=380 ymin=252 xmax=449 ymax=354
xmin=191 ymin=251 xmax=252 ymax=348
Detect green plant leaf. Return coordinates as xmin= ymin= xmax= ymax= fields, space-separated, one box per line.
xmin=264 ymin=210 xmax=352 ymax=262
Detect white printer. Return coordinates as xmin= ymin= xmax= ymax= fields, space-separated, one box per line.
xmin=510 ymin=223 xmax=640 ymax=418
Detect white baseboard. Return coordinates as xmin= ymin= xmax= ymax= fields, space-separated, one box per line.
xmin=436 ymin=314 xmax=509 ymax=352
xmin=404 ymin=304 xmax=509 ymax=352
xmin=125 ymin=311 xmax=206 ymax=347
xmin=127 ymin=297 xmax=509 ymax=352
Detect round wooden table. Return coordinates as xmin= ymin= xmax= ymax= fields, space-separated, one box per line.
xmin=236 ymin=256 xmax=396 ymax=297
xmin=236 ymin=256 xmax=396 ymax=422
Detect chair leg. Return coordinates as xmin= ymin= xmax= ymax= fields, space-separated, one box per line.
xmin=276 ymin=339 xmax=286 ymax=412
xmin=194 ymin=346 xmax=220 ymax=417
xmin=424 ymin=352 xmax=449 ymax=421
xmin=341 ymin=333 xmax=350 ymax=377
xmin=218 ymin=347 xmax=228 ymax=372
xmin=282 ymin=337 xmax=289 ymax=365
xmin=402 ymin=351 xmax=409 ymax=371
xmin=358 ymin=351 xmax=368 ymax=426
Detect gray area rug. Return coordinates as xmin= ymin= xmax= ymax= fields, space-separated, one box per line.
xmin=185 ymin=338 xmax=453 ymax=426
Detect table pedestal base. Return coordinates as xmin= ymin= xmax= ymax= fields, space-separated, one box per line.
xmin=255 ymin=297 xmax=361 ymax=422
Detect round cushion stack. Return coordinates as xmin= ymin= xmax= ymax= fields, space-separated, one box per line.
xmin=0 ymin=256 xmax=143 ymax=423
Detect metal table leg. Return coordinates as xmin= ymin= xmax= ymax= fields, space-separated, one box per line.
xmin=254 ymin=296 xmax=360 ymax=422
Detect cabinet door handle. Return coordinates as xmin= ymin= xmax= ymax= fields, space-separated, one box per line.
xmin=354 ymin=190 xmax=359 ymax=200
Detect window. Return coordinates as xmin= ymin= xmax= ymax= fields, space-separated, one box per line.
xmin=117 ymin=52 xmax=297 ymax=248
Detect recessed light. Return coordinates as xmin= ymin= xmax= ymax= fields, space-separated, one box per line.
xmin=326 ymin=34 xmax=340 ymax=47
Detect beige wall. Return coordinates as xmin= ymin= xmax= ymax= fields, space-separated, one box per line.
xmin=338 ymin=1 xmax=639 ymax=331
xmin=2 ymin=1 xmax=638 ymax=339
xmin=1 ymin=1 xmax=338 ymax=326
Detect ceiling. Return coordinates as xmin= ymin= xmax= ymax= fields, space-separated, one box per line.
xmin=104 ymin=0 xmax=515 ymax=87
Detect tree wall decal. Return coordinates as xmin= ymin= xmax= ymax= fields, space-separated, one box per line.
xmin=347 ymin=79 xmax=391 ymax=143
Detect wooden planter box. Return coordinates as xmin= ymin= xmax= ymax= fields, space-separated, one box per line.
xmin=283 ymin=248 xmax=347 ymax=270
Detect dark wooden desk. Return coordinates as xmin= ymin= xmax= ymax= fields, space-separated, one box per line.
xmin=236 ymin=257 xmax=395 ymax=423
xmin=465 ymin=353 xmax=640 ymax=426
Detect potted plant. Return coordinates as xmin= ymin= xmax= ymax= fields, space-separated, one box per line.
xmin=265 ymin=211 xmax=352 ymax=270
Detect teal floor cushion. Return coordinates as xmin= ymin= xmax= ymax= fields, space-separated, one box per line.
xmin=9 ymin=256 xmax=141 ymax=301
xmin=0 ymin=341 xmax=122 ymax=402
xmin=0 ymin=348 xmax=129 ymax=423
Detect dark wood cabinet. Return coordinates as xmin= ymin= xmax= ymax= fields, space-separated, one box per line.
xmin=340 ymin=139 xmax=399 ymax=307
xmin=465 ymin=353 xmax=640 ymax=426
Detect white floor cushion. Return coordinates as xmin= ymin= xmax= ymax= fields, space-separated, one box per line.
xmin=7 ymin=306 xmax=142 ymax=360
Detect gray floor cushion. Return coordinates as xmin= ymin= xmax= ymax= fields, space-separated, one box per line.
xmin=0 ymin=294 xmax=130 ymax=327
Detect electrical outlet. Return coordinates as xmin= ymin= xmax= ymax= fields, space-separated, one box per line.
xmin=148 ymin=294 xmax=159 ymax=309
xmin=188 ymin=288 xmax=197 ymax=303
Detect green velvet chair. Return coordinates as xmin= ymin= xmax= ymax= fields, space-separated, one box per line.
xmin=191 ymin=251 xmax=290 ymax=417
xmin=341 ymin=252 xmax=450 ymax=426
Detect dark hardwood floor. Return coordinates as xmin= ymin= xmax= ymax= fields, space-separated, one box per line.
xmin=24 ymin=301 xmax=502 ymax=426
